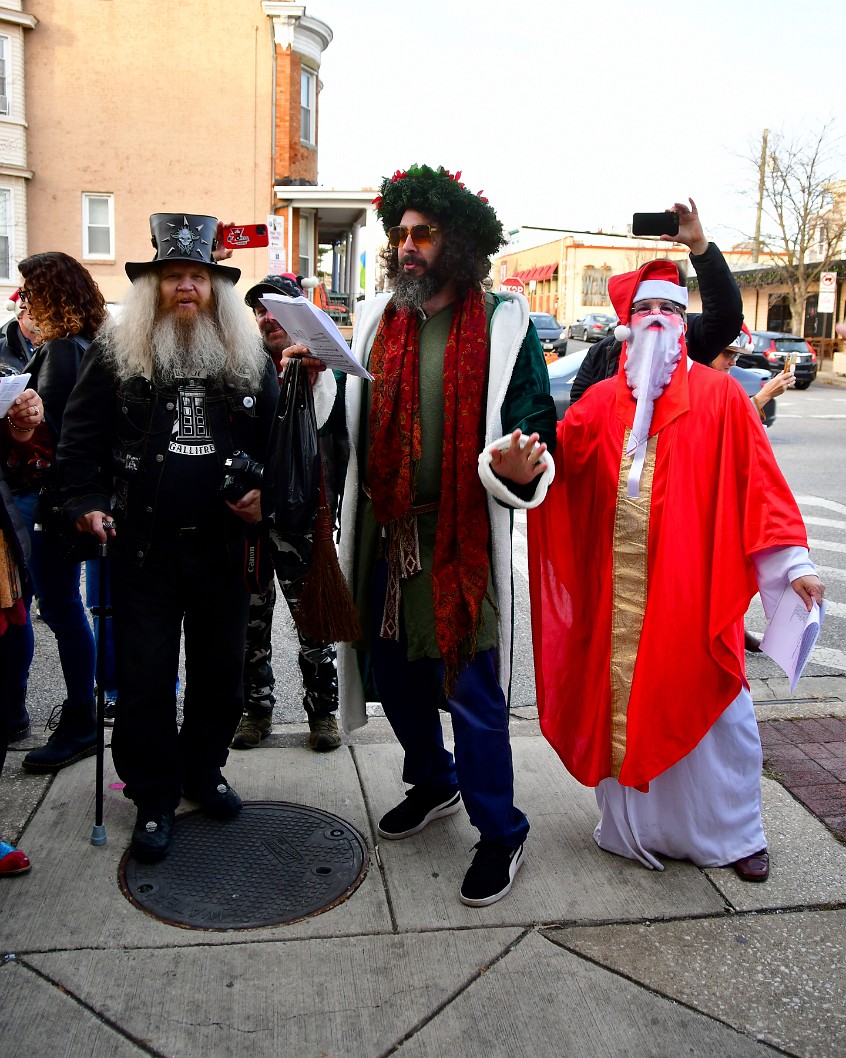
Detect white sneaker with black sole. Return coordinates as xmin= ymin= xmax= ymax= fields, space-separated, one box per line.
xmin=459 ymin=840 xmax=524 ymax=907
xmin=377 ymin=786 xmax=462 ymax=839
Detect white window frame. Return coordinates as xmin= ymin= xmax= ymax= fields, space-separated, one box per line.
xmin=82 ymin=193 xmax=114 ymax=260
xmin=0 ymin=36 xmax=10 ymax=116
xmin=0 ymin=186 xmax=12 ymax=280
xmin=298 ymin=211 xmax=313 ymax=279
xmin=300 ymin=67 xmax=316 ymax=146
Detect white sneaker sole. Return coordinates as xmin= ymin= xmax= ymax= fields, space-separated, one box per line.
xmin=459 ymin=843 xmax=525 ymax=907
xmin=377 ymin=792 xmax=462 ymax=840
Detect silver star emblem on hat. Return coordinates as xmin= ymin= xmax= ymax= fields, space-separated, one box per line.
xmin=165 ymin=216 xmax=207 ymax=257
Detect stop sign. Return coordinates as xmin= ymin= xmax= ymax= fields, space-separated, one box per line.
xmin=501 ymin=277 xmax=525 ymax=294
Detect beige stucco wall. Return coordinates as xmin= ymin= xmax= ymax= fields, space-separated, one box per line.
xmin=25 ymin=0 xmax=276 ymax=302
xmin=495 ymin=237 xmax=693 ymax=326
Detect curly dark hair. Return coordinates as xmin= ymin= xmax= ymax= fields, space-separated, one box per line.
xmin=19 ymin=252 xmax=107 ymax=341
xmin=379 ymin=226 xmax=493 ymax=295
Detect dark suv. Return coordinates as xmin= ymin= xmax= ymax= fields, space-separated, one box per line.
xmin=736 ymin=330 xmax=817 ymax=389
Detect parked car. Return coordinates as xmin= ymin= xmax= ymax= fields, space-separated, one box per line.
xmin=547 ymin=349 xmax=588 ymax=417
xmin=530 ymin=312 xmax=568 ymax=356
xmin=567 ymin=313 xmax=618 ymax=343
xmin=735 ymin=330 xmax=817 ymax=389
xmin=547 ymin=352 xmax=776 ymax=424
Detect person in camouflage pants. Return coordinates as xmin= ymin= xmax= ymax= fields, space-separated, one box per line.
xmin=231 ymin=273 xmax=348 ymax=752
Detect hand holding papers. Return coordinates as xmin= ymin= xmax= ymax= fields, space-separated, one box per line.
xmin=0 ymin=373 xmax=31 ymax=417
xmin=259 ymin=295 xmax=372 ymax=380
xmin=760 ymin=586 xmax=826 ymax=692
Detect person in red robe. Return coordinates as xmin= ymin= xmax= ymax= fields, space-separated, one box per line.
xmin=527 ymin=259 xmax=825 ymax=882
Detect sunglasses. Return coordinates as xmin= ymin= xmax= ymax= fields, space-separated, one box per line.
xmin=387 ymin=224 xmax=439 ymax=248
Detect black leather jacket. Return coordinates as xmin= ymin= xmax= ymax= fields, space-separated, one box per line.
xmin=569 ymin=242 xmax=743 ymax=406
xmin=58 ymin=341 xmax=278 ymax=565
xmin=26 ymin=335 xmax=92 ymax=442
xmin=0 ymin=317 xmax=34 ymax=377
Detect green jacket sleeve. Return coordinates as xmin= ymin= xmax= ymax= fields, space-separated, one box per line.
xmin=500 ymin=320 xmax=557 ymax=453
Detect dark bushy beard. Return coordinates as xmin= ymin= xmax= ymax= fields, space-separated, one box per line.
xmin=392 ymin=257 xmax=448 ymax=312
xmin=152 ymin=309 xmax=228 ymax=383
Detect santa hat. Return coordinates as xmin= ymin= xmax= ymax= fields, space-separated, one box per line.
xmin=6 ymin=288 xmax=20 ymax=313
xmin=609 ymin=260 xmax=688 ymax=342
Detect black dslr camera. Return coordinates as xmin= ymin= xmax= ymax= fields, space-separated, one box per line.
xmin=221 ymin=451 xmax=264 ymax=502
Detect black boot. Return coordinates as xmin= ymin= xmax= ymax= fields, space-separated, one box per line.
xmin=22 ymin=700 xmax=97 ymax=774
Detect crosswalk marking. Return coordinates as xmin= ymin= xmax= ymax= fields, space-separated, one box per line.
xmin=808 ymin=537 xmax=846 ymax=554
xmin=797 ymin=495 xmax=846 ymax=515
xmin=803 ymin=515 xmax=846 ymax=530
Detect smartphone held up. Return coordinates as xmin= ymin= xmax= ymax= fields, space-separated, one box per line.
xmin=220 ymin=223 xmax=269 ymax=250
xmin=631 ymin=212 xmax=680 ymax=238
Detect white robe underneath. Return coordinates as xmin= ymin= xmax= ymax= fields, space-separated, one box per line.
xmin=593 ymin=544 xmax=816 ymax=870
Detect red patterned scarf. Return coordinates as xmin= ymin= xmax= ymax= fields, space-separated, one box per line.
xmin=368 ymin=289 xmax=491 ymax=686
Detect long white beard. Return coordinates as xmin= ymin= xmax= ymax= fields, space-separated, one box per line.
xmin=622 ymin=316 xmax=684 ymax=497
xmin=152 ymin=312 xmax=228 ymax=383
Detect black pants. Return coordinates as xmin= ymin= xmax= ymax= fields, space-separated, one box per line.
xmin=110 ymin=530 xmax=249 ymax=810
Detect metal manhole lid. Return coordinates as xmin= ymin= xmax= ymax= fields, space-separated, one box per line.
xmin=120 ymin=801 xmax=368 ymax=930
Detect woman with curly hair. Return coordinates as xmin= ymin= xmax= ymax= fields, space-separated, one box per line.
xmin=1 ymin=252 xmax=106 ymax=775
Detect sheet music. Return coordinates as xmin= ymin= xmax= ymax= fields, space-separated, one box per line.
xmin=259 ymin=295 xmax=372 ymax=380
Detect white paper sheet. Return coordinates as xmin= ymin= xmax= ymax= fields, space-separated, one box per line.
xmin=259 ymin=294 xmax=372 ymax=380
xmin=760 ymin=585 xmax=826 ymax=692
xmin=0 ymin=373 xmax=31 ymax=417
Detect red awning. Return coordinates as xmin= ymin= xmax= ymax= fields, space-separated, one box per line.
xmin=514 ymin=263 xmax=558 ymax=282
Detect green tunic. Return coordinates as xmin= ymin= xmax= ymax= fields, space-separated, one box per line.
xmin=353 ymin=291 xmax=553 ymax=663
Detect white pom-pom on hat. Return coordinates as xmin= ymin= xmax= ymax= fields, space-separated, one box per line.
xmin=299 ymin=276 xmax=320 ymax=290
xmin=614 ymin=324 xmax=631 ymax=342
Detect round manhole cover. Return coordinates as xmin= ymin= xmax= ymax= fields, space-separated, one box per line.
xmin=120 ymin=801 xmax=368 ymax=930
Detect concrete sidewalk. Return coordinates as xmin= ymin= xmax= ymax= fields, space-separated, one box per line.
xmin=2 ymin=678 xmax=845 ymax=1058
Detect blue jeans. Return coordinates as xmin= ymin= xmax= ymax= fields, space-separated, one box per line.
xmin=369 ymin=559 xmax=529 ymax=847
xmin=11 ymin=490 xmax=95 ymax=709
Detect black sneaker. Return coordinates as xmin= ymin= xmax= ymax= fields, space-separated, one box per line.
xmin=377 ymin=786 xmax=461 ymax=840
xmin=459 ymin=840 xmax=525 ymax=907
xmin=102 ymin=698 xmax=117 ymax=726
xmin=183 ymin=778 xmax=243 ymax=820
xmin=131 ymin=808 xmax=175 ymax=863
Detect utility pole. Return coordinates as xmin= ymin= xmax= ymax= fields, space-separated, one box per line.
xmin=753 ymin=128 xmax=768 ymax=263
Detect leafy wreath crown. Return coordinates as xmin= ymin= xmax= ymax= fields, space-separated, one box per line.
xmin=373 ymin=164 xmax=505 ymax=259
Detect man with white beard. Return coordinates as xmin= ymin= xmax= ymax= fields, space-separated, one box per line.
xmin=569 ymin=199 xmax=743 ymax=404
xmin=58 ymin=213 xmax=278 ymax=862
xmin=527 ymin=259 xmax=824 ymax=882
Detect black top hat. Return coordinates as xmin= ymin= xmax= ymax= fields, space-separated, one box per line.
xmin=125 ymin=213 xmax=241 ymax=283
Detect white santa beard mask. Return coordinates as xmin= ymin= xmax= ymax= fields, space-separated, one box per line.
xmin=622 ymin=315 xmax=684 ymax=497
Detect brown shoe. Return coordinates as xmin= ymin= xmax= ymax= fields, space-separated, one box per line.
xmin=230 ymin=714 xmax=272 ymax=750
xmin=733 ymin=848 xmax=769 ymax=882
xmin=307 ymin=713 xmax=341 ymax=752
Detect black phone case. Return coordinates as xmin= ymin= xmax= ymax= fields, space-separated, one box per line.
xmin=632 ymin=212 xmax=679 ymax=237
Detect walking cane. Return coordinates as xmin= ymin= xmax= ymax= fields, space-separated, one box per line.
xmin=90 ymin=529 xmax=112 ymax=847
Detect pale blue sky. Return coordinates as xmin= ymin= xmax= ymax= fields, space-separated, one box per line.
xmin=310 ymin=0 xmax=846 ymax=247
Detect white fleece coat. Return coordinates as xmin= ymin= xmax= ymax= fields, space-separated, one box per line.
xmin=335 ymin=291 xmax=555 ymax=732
